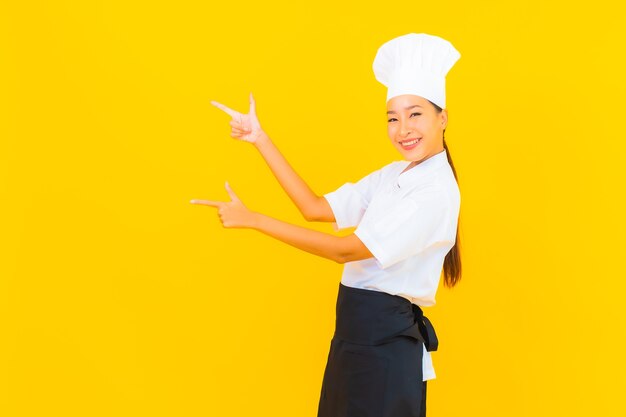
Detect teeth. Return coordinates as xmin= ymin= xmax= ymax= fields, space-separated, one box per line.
xmin=401 ymin=139 xmax=420 ymax=146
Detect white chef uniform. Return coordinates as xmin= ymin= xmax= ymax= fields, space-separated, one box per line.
xmin=323 ymin=148 xmax=460 ymax=381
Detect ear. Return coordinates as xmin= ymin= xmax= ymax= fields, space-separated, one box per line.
xmin=440 ymin=109 xmax=448 ymax=129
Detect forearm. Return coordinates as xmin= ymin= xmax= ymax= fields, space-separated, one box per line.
xmin=254 ymin=135 xmax=320 ymax=220
xmin=251 ymin=211 xmax=344 ymax=263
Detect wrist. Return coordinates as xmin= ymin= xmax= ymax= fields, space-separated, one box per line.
xmin=250 ymin=211 xmax=264 ymax=230
xmin=254 ymin=132 xmax=271 ymax=148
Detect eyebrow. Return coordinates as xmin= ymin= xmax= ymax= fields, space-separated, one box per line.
xmin=387 ymin=105 xmax=423 ymax=115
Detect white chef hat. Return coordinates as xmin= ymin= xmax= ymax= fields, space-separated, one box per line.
xmin=373 ymin=33 xmax=461 ymax=109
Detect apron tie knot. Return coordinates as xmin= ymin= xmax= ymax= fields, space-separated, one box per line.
xmin=411 ymin=304 xmax=439 ymax=352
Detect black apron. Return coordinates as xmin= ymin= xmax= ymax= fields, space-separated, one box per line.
xmin=317 ymin=282 xmax=438 ymax=417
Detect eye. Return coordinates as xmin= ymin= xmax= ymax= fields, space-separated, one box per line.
xmin=387 ymin=113 xmax=422 ymax=123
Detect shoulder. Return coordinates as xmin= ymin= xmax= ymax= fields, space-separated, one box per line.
xmin=406 ymin=167 xmax=459 ymax=208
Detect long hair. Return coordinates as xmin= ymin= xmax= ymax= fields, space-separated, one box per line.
xmin=428 ymin=100 xmax=462 ymax=288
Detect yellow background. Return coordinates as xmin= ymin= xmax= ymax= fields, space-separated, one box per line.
xmin=2 ymin=1 xmax=625 ymax=416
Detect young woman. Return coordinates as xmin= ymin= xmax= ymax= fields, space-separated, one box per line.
xmin=191 ymin=33 xmax=462 ymax=417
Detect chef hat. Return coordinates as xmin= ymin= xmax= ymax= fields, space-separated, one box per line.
xmin=373 ymin=33 xmax=461 ymax=109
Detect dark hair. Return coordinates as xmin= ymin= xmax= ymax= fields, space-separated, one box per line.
xmin=428 ymin=99 xmax=462 ymax=288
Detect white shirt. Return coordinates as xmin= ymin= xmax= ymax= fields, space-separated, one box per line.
xmin=323 ymin=148 xmax=460 ymax=381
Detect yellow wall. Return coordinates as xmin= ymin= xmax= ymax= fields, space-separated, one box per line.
xmin=2 ymin=1 xmax=624 ymax=416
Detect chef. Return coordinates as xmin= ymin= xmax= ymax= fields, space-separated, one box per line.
xmin=191 ymin=31 xmax=462 ymax=417
xmin=316 ymin=33 xmax=462 ymax=417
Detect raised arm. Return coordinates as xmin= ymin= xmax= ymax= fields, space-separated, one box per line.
xmin=211 ymin=93 xmax=334 ymax=222
xmin=254 ymin=136 xmax=334 ymax=222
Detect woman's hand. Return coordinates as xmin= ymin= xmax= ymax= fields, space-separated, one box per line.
xmin=190 ymin=181 xmax=258 ymax=229
xmin=210 ymin=92 xmax=268 ymax=144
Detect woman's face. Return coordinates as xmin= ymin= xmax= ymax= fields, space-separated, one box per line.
xmin=386 ymin=94 xmax=448 ymax=163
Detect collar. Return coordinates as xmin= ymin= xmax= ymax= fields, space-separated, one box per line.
xmin=396 ymin=149 xmax=449 ymax=189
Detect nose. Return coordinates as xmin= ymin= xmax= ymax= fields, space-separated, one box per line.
xmin=400 ymin=119 xmax=412 ymax=136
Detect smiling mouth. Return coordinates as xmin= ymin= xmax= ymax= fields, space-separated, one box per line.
xmin=399 ymin=138 xmax=422 ymax=147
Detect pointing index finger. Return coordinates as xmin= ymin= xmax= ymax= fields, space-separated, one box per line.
xmin=190 ymin=199 xmax=222 ymax=207
xmin=210 ymin=100 xmax=239 ymax=119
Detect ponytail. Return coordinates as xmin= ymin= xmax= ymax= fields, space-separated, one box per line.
xmin=430 ymin=100 xmax=462 ymax=288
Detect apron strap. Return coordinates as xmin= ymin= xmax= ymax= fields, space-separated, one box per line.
xmin=419 ymin=315 xmax=439 ymax=352
xmin=412 ymin=304 xmax=438 ymax=352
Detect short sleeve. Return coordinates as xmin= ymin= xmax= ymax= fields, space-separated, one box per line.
xmin=354 ymin=192 xmax=453 ymax=269
xmin=323 ymin=167 xmax=383 ymax=231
